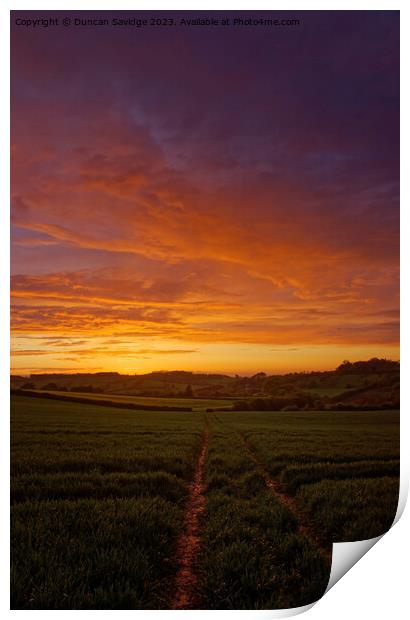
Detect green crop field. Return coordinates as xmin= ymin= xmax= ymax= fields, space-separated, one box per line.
xmin=11 ymin=395 xmax=400 ymax=610
xmin=38 ymin=390 xmax=233 ymax=411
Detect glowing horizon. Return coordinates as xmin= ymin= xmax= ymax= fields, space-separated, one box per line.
xmin=11 ymin=12 xmax=399 ymax=375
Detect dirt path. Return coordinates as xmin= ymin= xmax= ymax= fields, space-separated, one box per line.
xmin=171 ymin=422 xmax=209 ymax=609
xmin=241 ymin=434 xmax=332 ymax=563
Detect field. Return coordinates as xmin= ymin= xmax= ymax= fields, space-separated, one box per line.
xmin=11 ymin=395 xmax=400 ymax=610
xmin=32 ymin=390 xmax=234 ymax=411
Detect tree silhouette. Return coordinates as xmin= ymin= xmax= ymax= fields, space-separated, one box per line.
xmin=185 ymin=384 xmax=193 ymax=397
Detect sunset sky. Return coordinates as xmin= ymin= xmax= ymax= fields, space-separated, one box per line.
xmin=11 ymin=11 xmax=399 ymax=375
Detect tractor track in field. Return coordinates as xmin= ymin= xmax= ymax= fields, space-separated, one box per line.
xmin=210 ymin=414 xmax=332 ymax=562
xmin=241 ymin=434 xmax=332 ymax=564
xmin=171 ymin=420 xmax=209 ymax=609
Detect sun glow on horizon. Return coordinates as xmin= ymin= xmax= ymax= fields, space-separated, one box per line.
xmin=10 ymin=335 xmax=400 ymax=377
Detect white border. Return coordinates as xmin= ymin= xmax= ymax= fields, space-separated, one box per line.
xmin=1 ymin=2 xmax=407 ymax=618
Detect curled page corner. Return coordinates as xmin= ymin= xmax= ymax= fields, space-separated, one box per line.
xmin=325 ymin=474 xmax=408 ymax=595
xmin=393 ymin=470 xmax=409 ymax=526
xmin=325 ymin=536 xmax=383 ymax=593
xmin=217 ymin=469 xmax=407 ymax=618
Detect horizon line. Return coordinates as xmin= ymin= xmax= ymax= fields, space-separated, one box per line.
xmin=10 ymin=357 xmax=400 ymax=379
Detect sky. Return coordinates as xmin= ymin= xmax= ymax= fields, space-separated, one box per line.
xmin=10 ymin=10 xmax=400 ymax=375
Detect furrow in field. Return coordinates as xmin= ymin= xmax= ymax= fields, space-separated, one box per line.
xmin=241 ymin=434 xmax=332 ymax=563
xmin=171 ymin=421 xmax=209 ymax=609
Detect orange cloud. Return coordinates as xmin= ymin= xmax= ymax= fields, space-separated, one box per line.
xmin=11 ymin=74 xmax=399 ymax=373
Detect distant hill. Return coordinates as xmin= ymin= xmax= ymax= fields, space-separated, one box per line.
xmin=11 ymin=358 xmax=399 ymax=407
xmin=10 ymin=370 xmax=235 ymax=398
